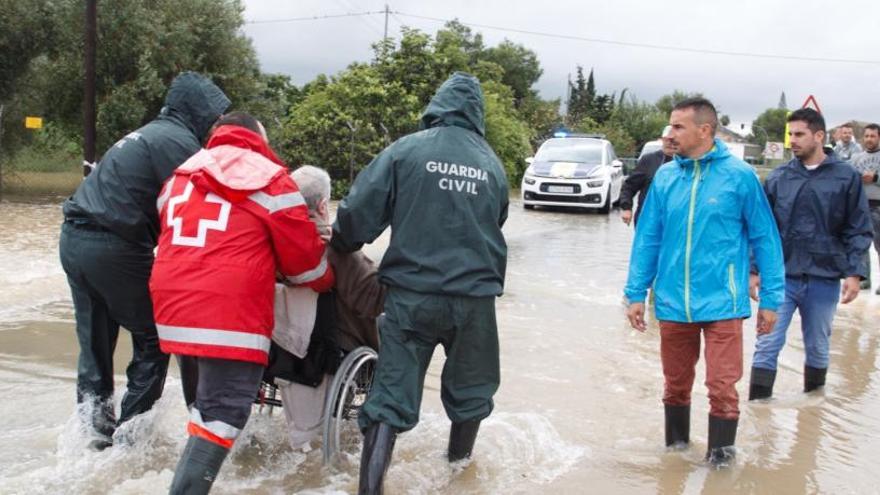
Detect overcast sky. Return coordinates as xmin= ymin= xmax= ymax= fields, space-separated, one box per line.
xmin=242 ymin=0 xmax=880 ymax=131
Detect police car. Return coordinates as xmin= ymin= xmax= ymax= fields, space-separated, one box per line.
xmin=521 ymin=132 xmax=624 ymax=212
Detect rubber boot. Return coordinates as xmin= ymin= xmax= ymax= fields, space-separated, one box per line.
xmin=448 ymin=420 xmax=481 ymax=462
xmin=705 ymin=415 xmax=737 ymax=468
xmin=748 ymin=367 xmax=777 ymax=401
xmin=358 ymin=423 xmax=397 ymax=495
xmin=169 ymin=436 xmax=229 ymax=495
xmin=85 ymin=398 xmax=116 ymax=451
xmin=804 ymin=365 xmax=827 ymax=392
xmin=664 ymin=405 xmax=689 ymax=449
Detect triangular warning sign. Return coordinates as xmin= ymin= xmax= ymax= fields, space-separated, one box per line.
xmin=801 ymin=95 xmax=822 ymax=114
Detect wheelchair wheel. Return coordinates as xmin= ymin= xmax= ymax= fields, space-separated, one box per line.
xmin=322 ymin=346 xmax=378 ymax=466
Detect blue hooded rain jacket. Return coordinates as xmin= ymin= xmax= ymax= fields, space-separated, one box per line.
xmin=624 ymin=139 xmax=785 ymax=323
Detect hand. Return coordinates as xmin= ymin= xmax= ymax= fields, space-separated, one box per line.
xmin=756 ymin=309 xmax=777 ymax=335
xmin=841 ymin=276 xmax=860 ymax=304
xmin=316 ymin=222 xmax=331 ymax=243
xmin=862 ymin=172 xmax=877 ymax=184
xmin=627 ymin=302 xmax=647 ymax=332
xmin=309 ymin=211 xmax=332 ymax=243
xmin=621 ymin=210 xmax=633 ymax=226
xmin=749 ymin=273 xmax=761 ymax=302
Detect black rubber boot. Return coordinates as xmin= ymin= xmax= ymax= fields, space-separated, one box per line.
xmin=169 ymin=436 xmax=229 ymax=495
xmin=358 ymin=423 xmax=397 ymax=495
xmin=804 ymin=365 xmax=827 ymax=392
xmin=84 ymin=397 xmax=116 ymax=451
xmin=664 ymin=405 xmax=690 ymax=448
xmin=748 ymin=367 xmax=777 ymax=401
xmin=705 ymin=415 xmax=738 ymax=468
xmin=448 ymin=420 xmax=481 ymax=462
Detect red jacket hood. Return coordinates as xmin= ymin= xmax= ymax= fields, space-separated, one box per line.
xmin=176 ymin=126 xmax=288 ymax=201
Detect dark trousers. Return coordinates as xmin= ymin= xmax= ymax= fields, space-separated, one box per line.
xmin=861 ymin=206 xmax=880 ymax=282
xmin=359 ymin=287 xmax=500 ymax=432
xmin=659 ymin=319 xmax=743 ymax=420
xmin=59 ymin=222 xmax=169 ymax=436
xmin=180 ymin=356 xmax=264 ymax=446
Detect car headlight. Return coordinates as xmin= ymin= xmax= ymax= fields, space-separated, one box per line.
xmin=523 ymin=177 xmax=536 ymax=185
xmin=587 ymin=179 xmax=605 ymax=188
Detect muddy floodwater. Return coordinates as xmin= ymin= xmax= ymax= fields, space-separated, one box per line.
xmin=1 ymin=197 xmax=879 ymax=494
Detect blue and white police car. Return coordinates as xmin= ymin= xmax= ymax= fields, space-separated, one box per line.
xmin=521 ymin=133 xmax=624 ymax=213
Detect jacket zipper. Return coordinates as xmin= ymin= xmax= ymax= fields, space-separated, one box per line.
xmin=684 ymin=160 xmax=702 ymax=323
xmin=728 ymin=263 xmax=737 ymax=313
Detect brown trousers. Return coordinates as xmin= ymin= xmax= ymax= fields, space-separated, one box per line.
xmin=659 ymin=319 xmax=743 ymax=420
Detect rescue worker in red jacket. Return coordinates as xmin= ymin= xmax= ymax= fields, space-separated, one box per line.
xmin=149 ymin=112 xmax=334 ymax=494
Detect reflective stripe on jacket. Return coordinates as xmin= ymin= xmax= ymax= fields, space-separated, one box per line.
xmin=150 ymin=126 xmax=333 ymax=365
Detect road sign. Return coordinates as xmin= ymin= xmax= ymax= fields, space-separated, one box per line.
xmin=25 ymin=117 xmax=43 ymax=129
xmin=765 ymin=141 xmax=784 ymax=160
xmin=801 ymin=95 xmax=822 ymax=114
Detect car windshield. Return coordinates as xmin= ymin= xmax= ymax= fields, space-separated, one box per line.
xmin=534 ymin=139 xmax=604 ymax=163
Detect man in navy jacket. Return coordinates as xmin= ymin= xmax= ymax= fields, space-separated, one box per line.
xmin=749 ymin=108 xmax=873 ymax=400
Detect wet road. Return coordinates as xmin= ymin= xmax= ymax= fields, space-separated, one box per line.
xmin=0 ymin=198 xmax=879 ymax=494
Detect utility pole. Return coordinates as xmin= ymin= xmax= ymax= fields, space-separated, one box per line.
xmin=564 ymin=73 xmax=571 ymax=126
xmin=84 ymin=0 xmax=97 ymax=176
xmin=383 ymin=4 xmax=390 ymax=40
xmin=345 ymin=121 xmax=357 ymax=185
xmin=0 ymin=104 xmax=5 ymax=197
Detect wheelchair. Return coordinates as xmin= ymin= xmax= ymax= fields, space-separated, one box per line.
xmin=255 ymin=344 xmax=378 ymax=466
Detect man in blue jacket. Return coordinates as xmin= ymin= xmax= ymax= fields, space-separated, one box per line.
xmin=748 ymin=109 xmax=872 ymax=401
xmin=625 ymin=97 xmax=785 ymax=467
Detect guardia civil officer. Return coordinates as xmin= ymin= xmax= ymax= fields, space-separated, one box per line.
xmin=331 ymin=72 xmax=509 ymax=494
xmin=60 ymin=72 xmax=229 ymax=449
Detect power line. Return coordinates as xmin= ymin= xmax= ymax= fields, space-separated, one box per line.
xmin=392 ymin=11 xmax=880 ymax=66
xmin=335 ymin=0 xmax=385 ymax=37
xmin=245 ymin=11 xmax=385 ymax=25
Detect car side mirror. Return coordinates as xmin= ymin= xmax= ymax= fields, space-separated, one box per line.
xmin=612 ymin=159 xmax=623 ymax=168
xmin=525 ymin=157 xmax=534 ymax=164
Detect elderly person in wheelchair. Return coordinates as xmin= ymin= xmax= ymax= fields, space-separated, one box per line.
xmin=260 ymin=165 xmax=384 ymax=462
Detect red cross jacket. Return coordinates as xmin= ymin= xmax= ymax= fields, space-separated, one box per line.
xmin=149 ymin=125 xmax=334 ymax=365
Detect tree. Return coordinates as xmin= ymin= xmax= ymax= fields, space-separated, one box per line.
xmin=279 ymin=26 xmax=536 ymax=194
xmin=481 ymin=40 xmax=542 ymax=106
xmin=609 ymin=94 xmax=667 ymax=150
xmin=720 ymin=114 xmax=731 ymax=127
xmin=567 ymin=67 xmax=617 ymax=125
xmin=0 ymin=0 xmax=61 ymax=153
xmin=2 ymin=0 xmax=263 ymax=155
xmin=655 ymin=90 xmax=704 ymax=117
xmin=275 ymin=64 xmax=419 ymax=196
xmin=518 ymin=96 xmax=562 ymax=147
xmin=246 ymin=73 xmax=303 ymax=144
xmin=572 ymin=118 xmax=636 ymax=156
xmin=481 ymin=81 xmax=533 ymax=181
xmin=567 ymin=66 xmax=591 ymax=125
xmin=586 ymin=68 xmax=597 ymax=108
xmin=778 ymin=91 xmax=788 ymax=110
xmin=751 ymin=108 xmax=788 ymax=148
xmin=591 ymin=93 xmax=614 ymax=124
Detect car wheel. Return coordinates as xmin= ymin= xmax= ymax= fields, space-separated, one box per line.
xmin=598 ymin=187 xmax=611 ymax=214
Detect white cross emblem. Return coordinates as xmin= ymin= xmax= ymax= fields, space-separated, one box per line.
xmin=166 ymin=181 xmax=231 ymax=247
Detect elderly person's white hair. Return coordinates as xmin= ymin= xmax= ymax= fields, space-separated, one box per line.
xmin=291 ymin=165 xmax=331 ymax=211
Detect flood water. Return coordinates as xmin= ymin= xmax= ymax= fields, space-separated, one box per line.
xmin=1 ymin=197 xmax=879 ymax=494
